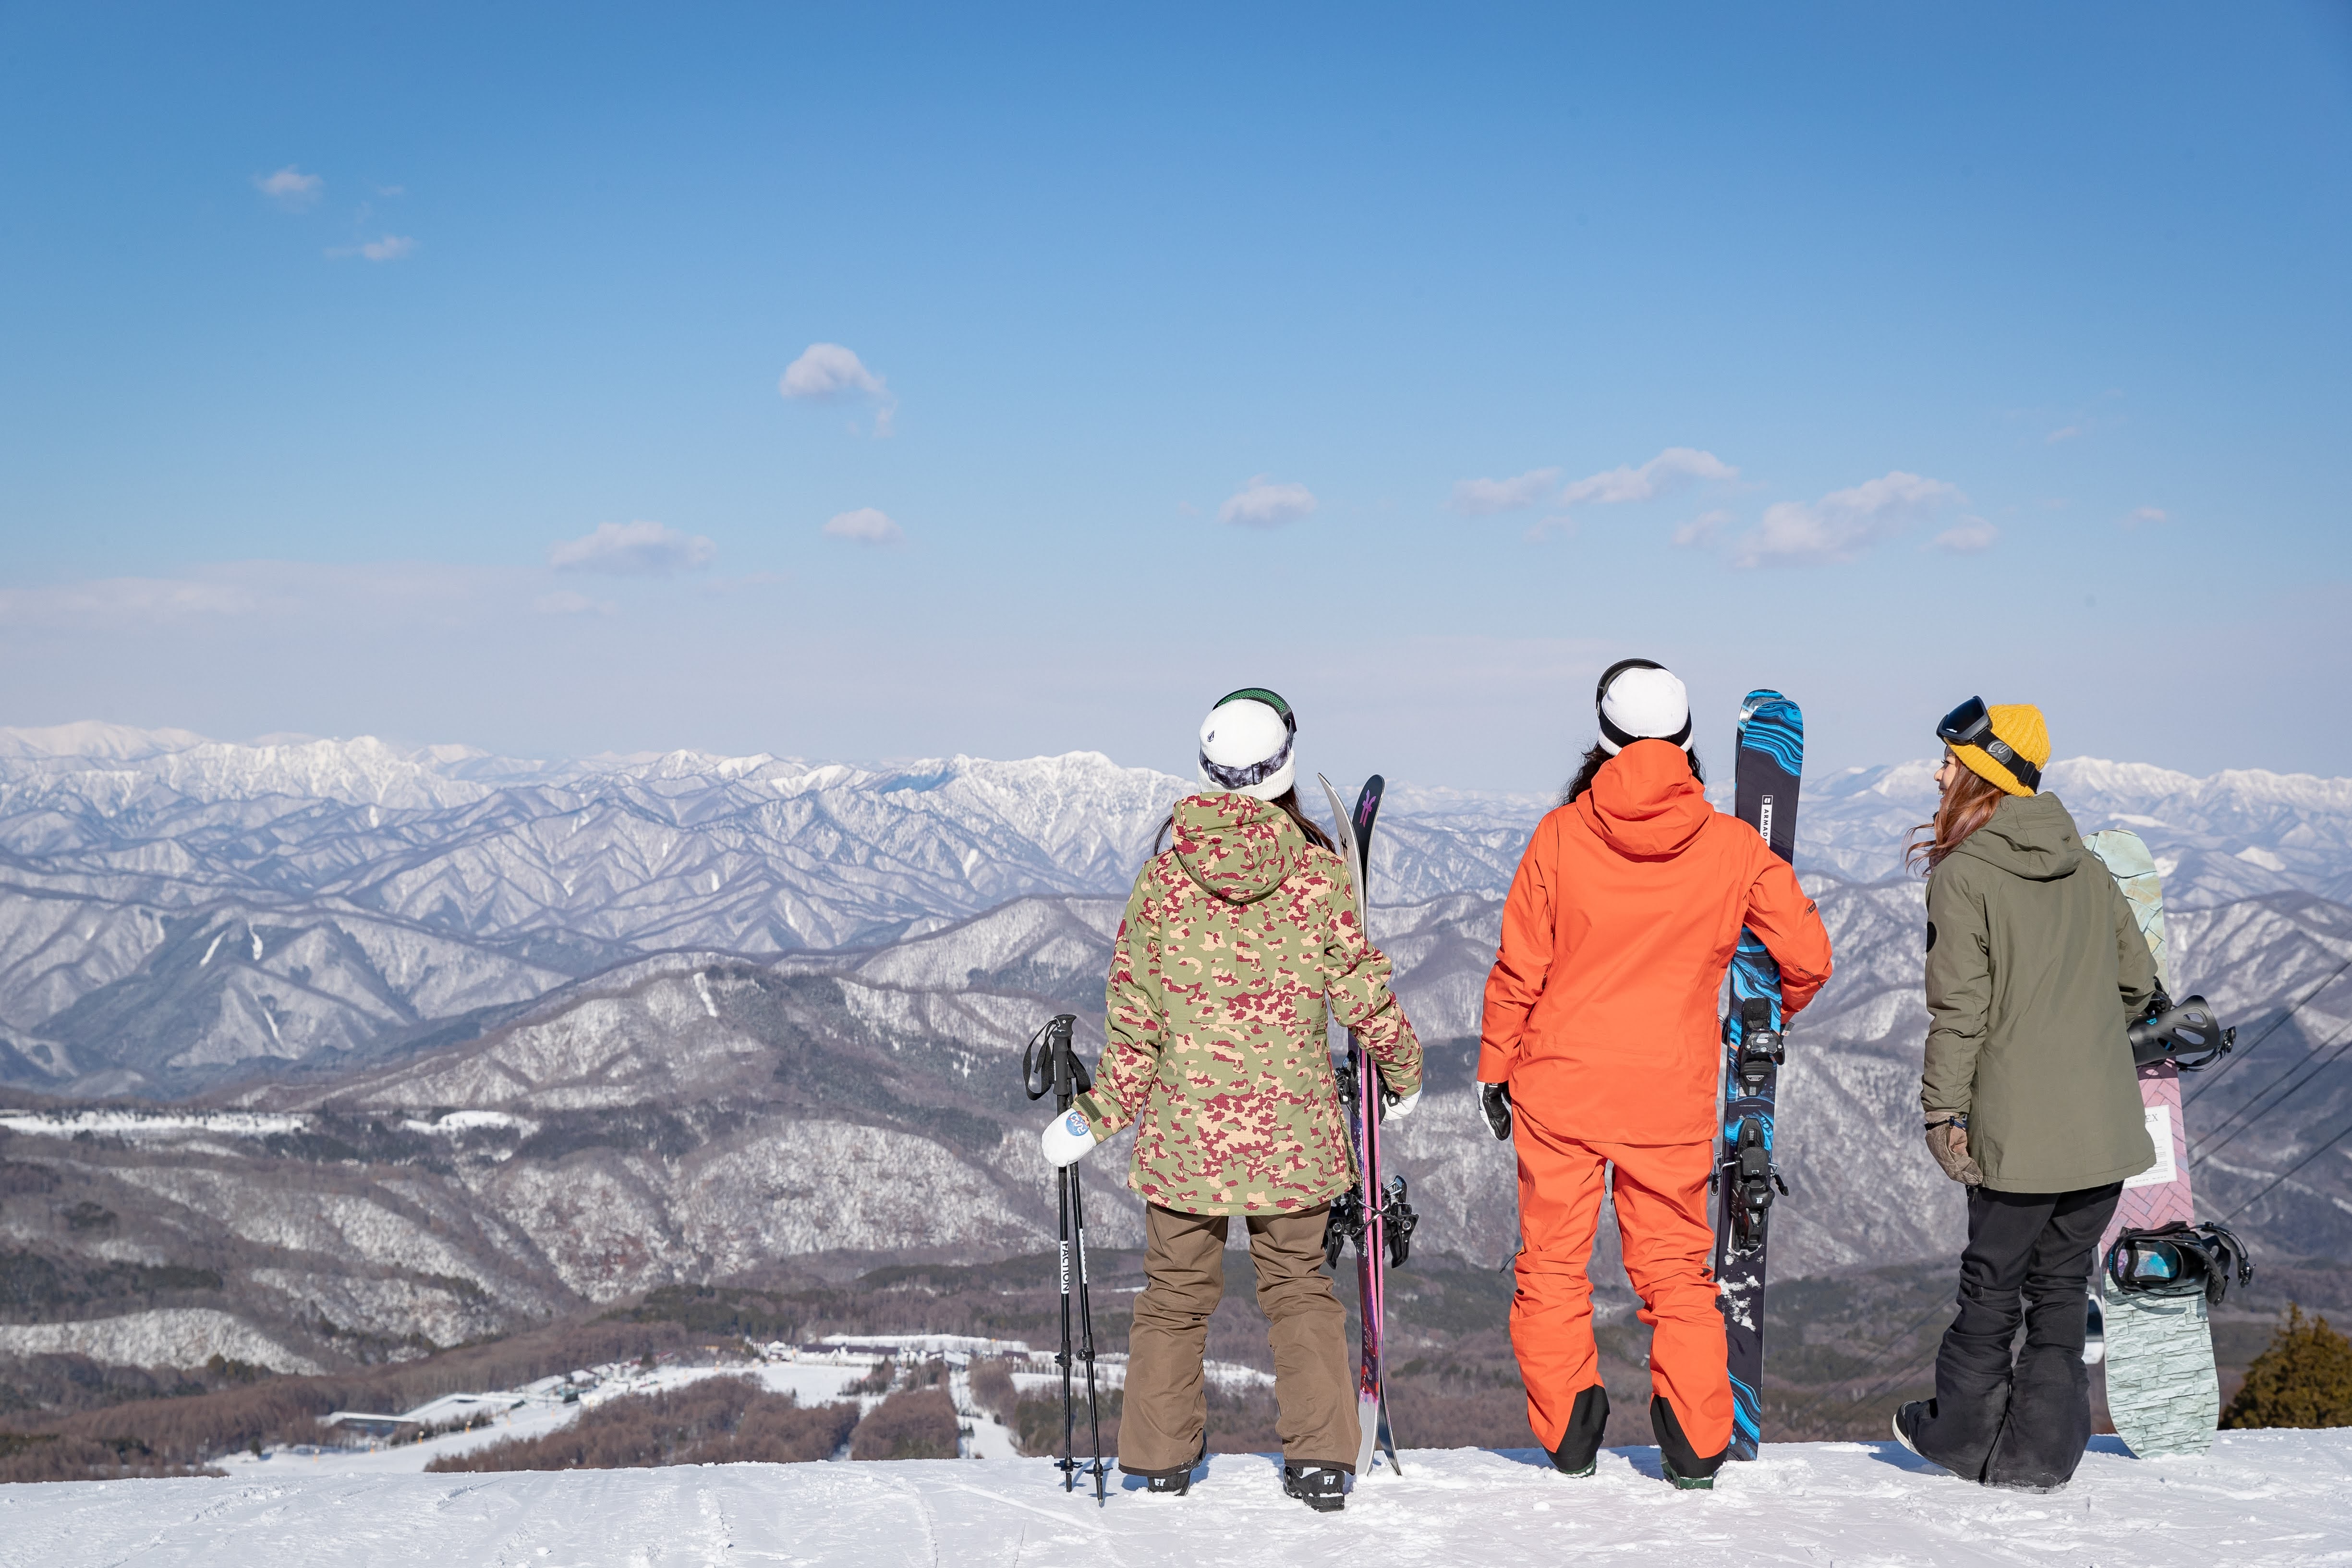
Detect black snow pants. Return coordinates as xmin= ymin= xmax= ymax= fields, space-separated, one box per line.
xmin=1912 ymin=1182 xmax=2121 ymax=1490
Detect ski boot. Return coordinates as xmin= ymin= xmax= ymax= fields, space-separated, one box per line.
xmin=1132 ymin=1443 xmax=1206 ymax=1496
xmin=1650 ymin=1395 xmax=1727 ymax=1491
xmin=1547 ymin=1386 xmax=1611 ymax=1478
xmin=1282 ymin=1463 xmax=1347 ymax=1513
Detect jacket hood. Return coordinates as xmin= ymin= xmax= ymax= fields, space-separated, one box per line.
xmin=1950 ymin=791 xmax=2085 ymax=883
xmin=1170 ymin=791 xmax=1303 ymax=904
xmin=1575 ymin=739 xmax=1714 ymax=859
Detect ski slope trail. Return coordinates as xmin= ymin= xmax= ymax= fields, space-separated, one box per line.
xmin=5 ymin=1434 xmax=2349 ymax=1567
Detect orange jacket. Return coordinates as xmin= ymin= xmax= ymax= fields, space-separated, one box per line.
xmin=1478 ymin=740 xmax=1834 ymax=1145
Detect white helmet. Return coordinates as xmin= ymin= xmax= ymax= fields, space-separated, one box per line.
xmin=1198 ymin=687 xmax=1297 ymax=800
xmin=1596 ymin=658 xmax=1692 ymax=754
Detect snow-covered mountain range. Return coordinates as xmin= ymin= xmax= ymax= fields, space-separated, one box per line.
xmin=4 ymin=721 xmax=2349 ymax=1095
xmin=2 ymin=722 xmax=2348 ymax=1384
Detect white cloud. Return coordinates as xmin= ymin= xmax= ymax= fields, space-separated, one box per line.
xmin=1450 ymin=468 xmax=1561 ymax=516
xmin=255 ymin=166 xmax=323 ymax=209
xmin=1672 ymin=509 xmax=1734 ymax=548
xmin=1218 ymin=476 xmax=1319 ymax=529
xmin=327 ymin=235 xmax=418 ymax=262
xmin=548 ymin=522 xmax=718 ymax=576
xmin=2124 ymin=507 xmax=2169 ymax=528
xmin=1928 ymin=519 xmax=2000 ymax=553
xmin=780 ymin=343 xmax=896 ymax=436
xmin=533 ymin=591 xmax=614 ymax=616
xmin=1558 ymin=447 xmax=1737 ymax=510
xmin=2046 ymin=425 xmax=2083 ymax=444
xmin=823 ymin=508 xmax=903 ymax=545
xmin=0 ymin=561 xmax=497 ymax=631
xmin=1733 ymin=472 xmax=1964 ymax=568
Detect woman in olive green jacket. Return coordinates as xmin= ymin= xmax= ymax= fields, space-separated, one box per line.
xmin=1893 ymin=699 xmax=2157 ymax=1492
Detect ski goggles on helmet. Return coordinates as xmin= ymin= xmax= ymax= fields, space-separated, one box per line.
xmin=1199 ymin=687 xmax=1297 ymax=792
xmin=1595 ymin=657 xmax=1693 ymax=751
xmin=1935 ymin=695 xmax=2041 ymax=791
xmin=2104 ymin=1222 xmax=2254 ymax=1307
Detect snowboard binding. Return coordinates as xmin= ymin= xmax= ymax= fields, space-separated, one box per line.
xmin=2127 ymin=994 xmax=2234 ymax=1071
xmin=2105 ymin=1220 xmax=2255 ymax=1307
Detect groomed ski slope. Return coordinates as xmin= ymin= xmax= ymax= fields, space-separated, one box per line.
xmin=5 ymin=1434 xmax=2349 ymax=1567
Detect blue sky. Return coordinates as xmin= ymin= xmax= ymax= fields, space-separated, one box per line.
xmin=2 ymin=4 xmax=2347 ymax=790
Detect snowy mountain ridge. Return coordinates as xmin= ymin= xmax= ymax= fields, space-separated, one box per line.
xmin=3 ymin=721 xmax=2350 ymax=1097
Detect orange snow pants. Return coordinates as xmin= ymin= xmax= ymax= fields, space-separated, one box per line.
xmin=1510 ymin=1107 xmax=1732 ymax=1459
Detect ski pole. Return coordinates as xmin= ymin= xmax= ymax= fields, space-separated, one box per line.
xmin=1024 ymin=1013 xmax=1107 ymax=1503
xmin=1070 ymin=1163 xmax=1107 ymax=1503
xmin=1055 ymin=1155 xmax=1077 ymax=1489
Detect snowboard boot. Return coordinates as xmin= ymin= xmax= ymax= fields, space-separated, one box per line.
xmin=1650 ymin=1395 xmax=1728 ymax=1491
xmin=1547 ymin=1385 xmax=1611 ymax=1477
xmin=1130 ymin=1443 xmax=1207 ymax=1496
xmin=1282 ymin=1463 xmax=1347 ymax=1513
xmin=1982 ymin=1342 xmax=2091 ymax=1492
xmin=1892 ymin=1400 xmax=1930 ymax=1458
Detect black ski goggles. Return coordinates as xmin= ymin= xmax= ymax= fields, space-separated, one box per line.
xmin=1935 ymin=696 xmax=2041 ymax=791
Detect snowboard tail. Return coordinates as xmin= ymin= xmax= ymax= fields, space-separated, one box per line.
xmin=1714 ymin=690 xmax=1803 ymax=1461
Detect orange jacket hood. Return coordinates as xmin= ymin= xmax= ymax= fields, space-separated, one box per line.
xmin=1574 ymin=740 xmax=1712 ymax=859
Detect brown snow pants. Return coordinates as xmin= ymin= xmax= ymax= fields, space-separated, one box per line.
xmin=1118 ymin=1202 xmax=1359 ymax=1475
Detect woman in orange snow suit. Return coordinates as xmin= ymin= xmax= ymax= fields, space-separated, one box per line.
xmin=1477 ymin=659 xmax=1833 ymax=1488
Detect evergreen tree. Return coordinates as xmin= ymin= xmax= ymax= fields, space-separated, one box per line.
xmin=2221 ymin=1305 xmax=2352 ymax=1430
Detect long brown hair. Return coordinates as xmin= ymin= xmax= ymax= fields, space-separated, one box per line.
xmin=1152 ymin=786 xmax=1336 ymax=856
xmin=1559 ymin=741 xmax=1705 ymax=806
xmin=1906 ymin=756 xmax=2006 ymax=875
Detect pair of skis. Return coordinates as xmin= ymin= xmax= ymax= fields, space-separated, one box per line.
xmin=1319 ymin=773 xmax=1416 ymax=1480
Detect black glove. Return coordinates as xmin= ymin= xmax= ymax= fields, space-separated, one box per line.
xmin=1478 ymin=1081 xmax=1512 ymax=1142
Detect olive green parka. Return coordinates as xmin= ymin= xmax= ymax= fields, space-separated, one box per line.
xmin=1920 ymin=791 xmax=2158 ymax=1193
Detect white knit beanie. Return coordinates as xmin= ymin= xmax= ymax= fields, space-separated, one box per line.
xmin=1596 ymin=659 xmax=1693 ymax=754
xmin=1198 ymin=687 xmax=1297 ymax=800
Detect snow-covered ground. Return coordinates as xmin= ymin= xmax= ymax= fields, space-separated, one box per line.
xmin=5 ymin=1433 xmax=2348 ymax=1567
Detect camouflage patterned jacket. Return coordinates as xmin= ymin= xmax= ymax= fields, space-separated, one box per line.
xmin=1075 ymin=791 xmax=1422 ymax=1216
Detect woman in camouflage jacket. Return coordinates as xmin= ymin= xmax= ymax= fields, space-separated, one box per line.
xmin=1040 ymin=688 xmax=1421 ymax=1511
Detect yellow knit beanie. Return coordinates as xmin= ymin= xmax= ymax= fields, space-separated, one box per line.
xmin=1953 ymin=704 xmax=2049 ymax=798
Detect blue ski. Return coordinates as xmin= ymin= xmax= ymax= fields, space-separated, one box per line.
xmin=1713 ymin=690 xmax=1803 ymax=1461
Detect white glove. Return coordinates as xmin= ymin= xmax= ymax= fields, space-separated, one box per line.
xmin=1384 ymin=1087 xmax=1422 ymax=1121
xmin=1040 ymin=1107 xmax=1100 ymax=1168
